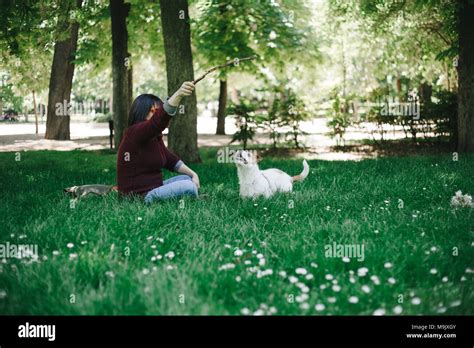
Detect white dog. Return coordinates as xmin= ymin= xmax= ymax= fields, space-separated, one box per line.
xmin=234 ymin=150 xmax=309 ymax=198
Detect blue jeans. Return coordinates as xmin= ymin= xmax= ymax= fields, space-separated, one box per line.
xmin=144 ymin=175 xmax=198 ymax=203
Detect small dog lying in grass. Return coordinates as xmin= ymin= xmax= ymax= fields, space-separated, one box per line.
xmin=235 ymin=150 xmax=309 ymax=198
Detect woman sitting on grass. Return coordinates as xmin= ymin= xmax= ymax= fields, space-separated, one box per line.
xmin=117 ymin=81 xmax=200 ymax=203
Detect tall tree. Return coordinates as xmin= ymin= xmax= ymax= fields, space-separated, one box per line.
xmin=159 ymin=0 xmax=201 ymax=162
xmin=45 ymin=0 xmax=82 ymax=140
xmin=194 ymin=0 xmax=315 ymax=135
xmin=110 ymin=0 xmax=132 ymax=148
xmin=216 ymin=79 xmax=227 ymax=134
xmin=457 ymin=0 xmax=474 ymax=152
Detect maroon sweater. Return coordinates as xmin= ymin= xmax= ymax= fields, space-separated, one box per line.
xmin=117 ymin=104 xmax=180 ymax=196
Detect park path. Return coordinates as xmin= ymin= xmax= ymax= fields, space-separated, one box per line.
xmin=0 ymin=116 xmax=406 ymax=160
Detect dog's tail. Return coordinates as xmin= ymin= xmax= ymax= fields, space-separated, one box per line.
xmin=292 ymin=159 xmax=309 ymax=183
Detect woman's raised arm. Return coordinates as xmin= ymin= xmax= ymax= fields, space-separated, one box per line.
xmin=130 ymin=81 xmax=195 ymax=143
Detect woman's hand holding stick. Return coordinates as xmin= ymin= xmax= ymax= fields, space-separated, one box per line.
xmin=168 ymin=81 xmax=195 ymax=107
xmin=167 ymin=56 xmax=257 ymax=107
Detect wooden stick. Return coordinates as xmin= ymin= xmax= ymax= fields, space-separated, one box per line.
xmin=193 ymin=55 xmax=257 ymax=85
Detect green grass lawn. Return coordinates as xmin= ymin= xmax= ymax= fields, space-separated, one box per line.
xmin=0 ymin=148 xmax=472 ymax=315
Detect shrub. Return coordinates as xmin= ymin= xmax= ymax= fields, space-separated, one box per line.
xmin=228 ymin=97 xmax=260 ymax=150
xmin=268 ymin=86 xmax=310 ymax=149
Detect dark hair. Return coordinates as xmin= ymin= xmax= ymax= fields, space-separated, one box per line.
xmin=128 ymin=94 xmax=162 ymax=127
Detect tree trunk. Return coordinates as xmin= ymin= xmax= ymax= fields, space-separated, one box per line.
xmin=159 ymin=0 xmax=201 ymax=163
xmin=216 ymin=79 xmax=227 ymax=135
xmin=45 ymin=0 xmax=81 ymax=140
xmin=32 ymin=90 xmax=38 ymax=134
xmin=110 ymin=0 xmax=131 ymax=149
xmin=128 ymin=62 xmax=133 ymax=107
xmin=457 ymin=0 xmax=474 ymax=152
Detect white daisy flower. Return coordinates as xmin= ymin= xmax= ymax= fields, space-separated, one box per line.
xmin=327 ymin=297 xmax=337 ymax=303
xmin=388 ymin=277 xmax=396 ymax=284
xmin=342 ymin=257 xmax=350 ymax=263
xmin=315 ymin=303 xmax=325 ymax=311
xmin=370 ymin=275 xmax=381 ymax=285
xmin=234 ymin=249 xmax=243 ymax=257
xmin=325 ymin=274 xmax=334 ymax=280
xmin=165 ymin=251 xmax=175 ymax=259
xmin=105 ymin=271 xmax=115 ymax=278
xmin=357 ymin=267 xmax=369 ymax=277
xmin=449 ymin=300 xmax=461 ymax=307
xmin=411 ymin=297 xmax=421 ymax=305
xmin=299 ymin=303 xmax=310 ymax=310
xmin=430 ymin=268 xmax=438 ymax=274
xmin=361 ymin=285 xmax=371 ymax=293
xmin=218 ymin=263 xmax=235 ymax=271
xmin=373 ymin=308 xmax=386 ymax=316
xmin=384 ymin=262 xmax=392 ymax=269
xmin=241 ymin=308 xmax=250 ymax=315
xmin=295 ymin=268 xmax=307 ymax=275
xmin=349 ymin=296 xmax=359 ymax=304
xmin=67 ymin=243 xmax=74 ymax=249
xmin=296 ymin=294 xmax=309 ymax=303
xmin=393 ymin=305 xmax=403 ymax=314
xmin=289 ymin=276 xmax=298 ymax=283
xmin=450 ymin=190 xmax=474 ymax=208
xmin=69 ymin=253 xmax=78 ymax=260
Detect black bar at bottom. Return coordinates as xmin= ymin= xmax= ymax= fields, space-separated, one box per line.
xmin=0 ymin=315 xmax=472 ymax=346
